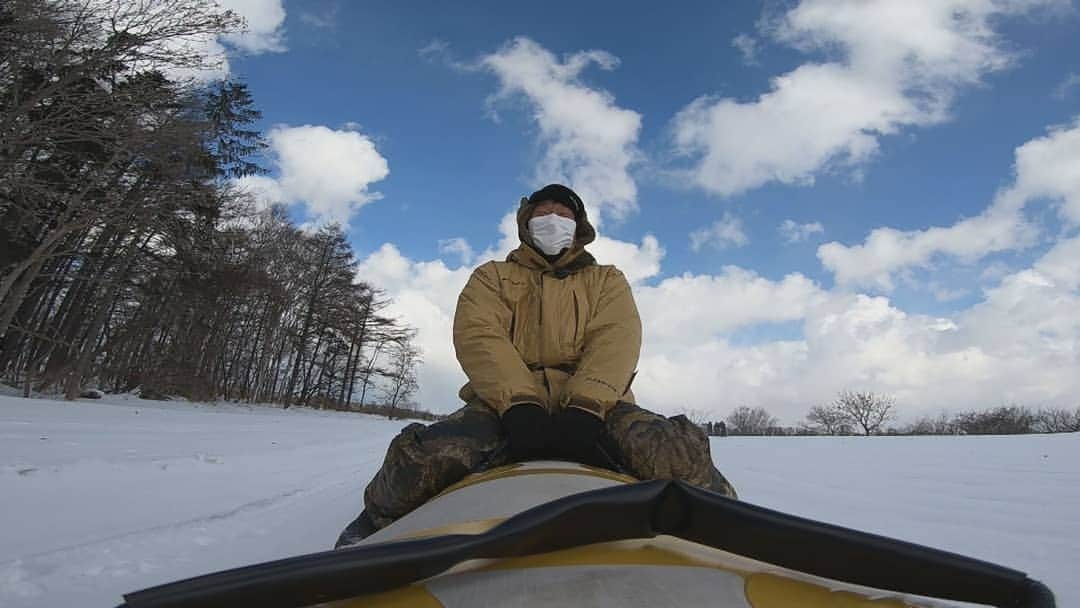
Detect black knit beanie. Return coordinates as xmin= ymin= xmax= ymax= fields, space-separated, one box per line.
xmin=527 ymin=184 xmax=584 ymax=219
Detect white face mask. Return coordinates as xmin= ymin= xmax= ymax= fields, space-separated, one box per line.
xmin=528 ymin=214 xmax=577 ymax=256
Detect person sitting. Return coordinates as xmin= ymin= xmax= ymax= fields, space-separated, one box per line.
xmin=338 ymin=184 xmax=736 ymax=546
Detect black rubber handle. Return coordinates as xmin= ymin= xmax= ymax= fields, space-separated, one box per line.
xmin=121 ymin=479 xmax=1056 ymax=608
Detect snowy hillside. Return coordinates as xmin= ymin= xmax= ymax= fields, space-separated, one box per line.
xmin=1 ymin=394 xmax=1077 ymax=608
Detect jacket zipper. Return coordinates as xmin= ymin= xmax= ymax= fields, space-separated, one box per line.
xmin=538 ymin=273 xmax=544 ymax=330
xmin=538 ymin=272 xmax=550 ymax=396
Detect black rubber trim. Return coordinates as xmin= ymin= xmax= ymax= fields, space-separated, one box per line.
xmin=120 ymin=480 xmax=1056 ymax=608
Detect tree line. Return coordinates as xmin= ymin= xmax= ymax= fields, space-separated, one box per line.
xmin=0 ymin=0 xmax=421 ymax=409
xmin=901 ymin=404 xmax=1080 ymax=436
xmin=703 ymin=392 xmax=1079 ymax=436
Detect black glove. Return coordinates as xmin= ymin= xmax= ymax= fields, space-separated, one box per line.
xmin=501 ymin=402 xmax=552 ymax=460
xmin=551 ymin=406 xmax=604 ymax=463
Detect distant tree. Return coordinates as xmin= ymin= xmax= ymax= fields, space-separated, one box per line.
xmin=905 ymin=411 xmax=954 ymax=435
xmin=805 ymin=404 xmax=851 ymax=435
xmin=952 ymin=405 xmax=1035 ymax=435
xmin=675 ymin=407 xmax=711 ymax=426
xmin=1034 ymin=406 xmax=1080 ymax=433
xmin=725 ymin=406 xmax=778 ymax=436
xmin=380 ymin=335 xmax=421 ymax=410
xmin=833 ymin=391 xmax=895 ymax=435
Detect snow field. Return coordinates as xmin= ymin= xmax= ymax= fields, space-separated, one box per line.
xmin=1 ymin=394 xmax=408 ymax=607
xmin=712 ymin=434 xmax=1080 ymax=606
xmin=1 ymin=394 xmax=1078 ymax=607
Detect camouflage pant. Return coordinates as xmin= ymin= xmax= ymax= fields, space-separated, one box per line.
xmin=363 ymin=401 xmax=738 ymax=529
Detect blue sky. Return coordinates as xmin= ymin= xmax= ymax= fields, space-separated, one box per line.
xmin=215 ymin=0 xmax=1080 ymax=422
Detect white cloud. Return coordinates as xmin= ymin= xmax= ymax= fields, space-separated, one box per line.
xmin=633 ymin=276 xmax=991 ymax=421
xmin=732 ymin=34 xmax=759 ymax=65
xmin=819 ymin=117 xmax=1080 ymax=289
xmin=1010 ymin=117 xmax=1080 ymax=225
xmin=219 ymin=0 xmax=287 ymax=54
xmin=239 ymin=125 xmax=389 ymax=226
xmin=146 ymin=0 xmax=285 ymax=82
xmin=355 ymin=244 xmax=473 ymax=412
xmin=690 ymin=213 xmax=749 ymax=251
xmin=817 ymin=207 xmax=1034 ymax=291
xmin=779 ymin=219 xmax=824 ymax=243
xmin=1053 ymin=72 xmax=1080 ymax=100
xmin=959 ymin=236 xmax=1080 ymax=352
xmin=672 ymin=0 xmax=1060 ymax=197
xmin=355 ymin=243 xmax=415 ymax=292
xmin=480 ymin=37 xmax=642 ymax=223
xmin=946 ymin=235 xmax=1080 ymax=404
xmin=360 ymin=229 xmax=1080 ymax=425
xmin=929 ymin=282 xmax=969 ymax=303
xmin=233 ymin=174 xmax=285 ymax=210
xmin=419 ymin=39 xmax=451 ymax=62
xmin=590 ymin=234 xmax=665 ymax=284
xmin=979 ymin=261 xmax=1012 ymax=282
xmin=438 ymin=238 xmax=475 ymax=266
xmin=299 ymin=6 xmax=338 ymax=30
xmin=636 ymin=233 xmax=1080 ymax=423
xmin=636 ymin=268 xmax=824 ymax=348
xmin=473 ymin=211 xmax=521 ymax=264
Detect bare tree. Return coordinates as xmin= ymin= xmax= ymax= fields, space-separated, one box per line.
xmin=0 ymin=1 xmax=426 ymax=412
xmin=380 ymin=335 xmax=421 ymax=410
xmin=674 ymin=407 xmax=712 ymax=426
xmin=725 ymin=405 xmax=778 ymax=436
xmin=833 ymin=391 xmax=895 ymax=435
xmin=951 ymin=404 xmax=1034 ymax=435
xmin=805 ymin=404 xmax=851 ymax=435
xmin=904 ymin=410 xmax=954 ymax=435
xmin=0 ymin=0 xmax=241 ymax=335
xmin=1034 ymin=406 xmax=1080 ymax=434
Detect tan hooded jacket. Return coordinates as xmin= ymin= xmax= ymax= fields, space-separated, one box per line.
xmin=453 ymin=198 xmax=641 ymax=419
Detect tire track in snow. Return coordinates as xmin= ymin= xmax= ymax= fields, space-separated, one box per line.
xmin=2 ymin=463 xmax=365 ymax=567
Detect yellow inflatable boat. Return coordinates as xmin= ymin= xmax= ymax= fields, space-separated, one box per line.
xmin=120 ymin=461 xmax=1055 ymax=608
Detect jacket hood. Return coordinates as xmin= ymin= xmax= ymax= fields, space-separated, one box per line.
xmin=510 ymin=196 xmax=597 ymax=271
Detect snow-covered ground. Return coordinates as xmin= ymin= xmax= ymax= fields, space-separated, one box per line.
xmin=1 ymin=394 xmax=1077 ymax=608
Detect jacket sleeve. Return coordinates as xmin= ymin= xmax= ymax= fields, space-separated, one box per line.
xmin=562 ymin=267 xmax=641 ymax=418
xmin=453 ymin=262 xmax=542 ymax=416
